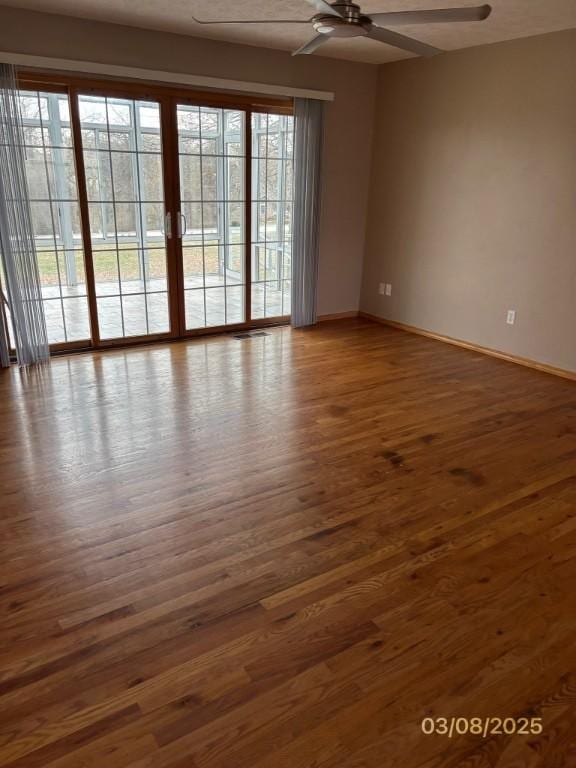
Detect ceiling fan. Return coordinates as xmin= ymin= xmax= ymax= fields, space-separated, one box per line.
xmin=192 ymin=1 xmax=492 ymax=58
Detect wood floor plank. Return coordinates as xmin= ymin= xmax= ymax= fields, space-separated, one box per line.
xmin=1 ymin=319 xmax=575 ymax=767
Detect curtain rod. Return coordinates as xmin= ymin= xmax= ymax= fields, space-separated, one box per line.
xmin=0 ymin=52 xmax=335 ymax=102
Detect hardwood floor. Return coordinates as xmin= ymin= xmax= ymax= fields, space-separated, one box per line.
xmin=1 ymin=317 xmax=575 ymax=768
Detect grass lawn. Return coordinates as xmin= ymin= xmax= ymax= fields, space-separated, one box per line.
xmin=36 ymin=240 xmax=229 ymax=287
xmin=35 ymin=232 xmax=283 ymax=289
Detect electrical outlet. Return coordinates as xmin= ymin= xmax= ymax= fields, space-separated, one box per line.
xmin=506 ymin=310 xmax=516 ymax=326
xmin=379 ymin=283 xmax=386 ymax=296
xmin=385 ymin=284 xmax=392 ymax=297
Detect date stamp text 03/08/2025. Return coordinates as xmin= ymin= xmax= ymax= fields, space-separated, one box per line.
xmin=421 ymin=717 xmax=543 ymax=739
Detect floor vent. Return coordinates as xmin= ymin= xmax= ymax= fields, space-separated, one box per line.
xmin=233 ymin=331 xmax=271 ymax=340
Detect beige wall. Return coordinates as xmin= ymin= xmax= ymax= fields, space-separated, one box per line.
xmin=0 ymin=5 xmax=377 ymax=316
xmin=362 ymin=29 xmax=576 ymax=372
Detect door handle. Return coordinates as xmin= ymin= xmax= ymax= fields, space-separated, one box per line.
xmin=177 ymin=212 xmax=187 ymax=239
xmin=164 ymin=212 xmax=172 ymax=239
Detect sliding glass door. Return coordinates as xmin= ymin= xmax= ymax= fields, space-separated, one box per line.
xmin=12 ymin=76 xmax=294 ymax=352
xmin=18 ymin=88 xmax=90 ymax=346
xmin=251 ymin=113 xmax=294 ymax=319
xmin=174 ymin=101 xmax=294 ymax=334
xmin=176 ymin=103 xmax=246 ymax=330
xmin=77 ymin=93 xmax=171 ymax=341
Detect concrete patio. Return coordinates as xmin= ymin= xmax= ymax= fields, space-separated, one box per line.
xmin=42 ymin=277 xmax=290 ymax=343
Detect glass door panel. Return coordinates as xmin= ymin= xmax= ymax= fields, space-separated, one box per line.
xmin=177 ymin=105 xmax=246 ymax=330
xmin=17 ymin=89 xmax=91 ymax=345
xmin=78 ymin=94 xmax=170 ymax=340
xmin=251 ymin=113 xmax=294 ymax=319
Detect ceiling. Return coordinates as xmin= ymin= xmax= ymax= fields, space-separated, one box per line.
xmin=2 ymin=0 xmax=576 ymax=64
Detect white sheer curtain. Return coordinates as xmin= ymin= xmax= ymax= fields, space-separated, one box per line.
xmin=291 ymin=98 xmax=324 ymax=328
xmin=0 ymin=292 xmax=10 ymax=367
xmin=0 ymin=63 xmax=49 ymax=366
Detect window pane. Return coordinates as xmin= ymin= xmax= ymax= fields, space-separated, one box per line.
xmin=200 ymin=157 xmax=218 ymax=201
xmin=205 ymin=287 xmax=226 ymax=327
xmin=146 ymin=292 xmax=170 ymax=334
xmin=93 ymin=249 xmax=121 ymax=295
xmin=142 ymin=202 xmax=164 ymax=238
xmin=119 ymin=249 xmax=143 ymax=294
xmin=251 ymin=282 xmax=265 ymax=319
xmin=225 ymin=202 xmax=244 ymax=243
xmin=79 ymin=97 xmax=108 ymax=124
xmin=226 ymin=285 xmax=244 ymax=325
xmin=227 ymin=157 xmax=244 ymax=201
xmin=178 ymin=106 xmax=200 ymax=134
xmin=225 ymin=110 xmax=245 ymax=155
xmin=97 ymin=296 xmax=123 ymax=339
xmin=57 ymin=250 xmax=87 ymax=297
xmin=140 ymin=154 xmax=163 ymax=201
xmin=145 ymin=248 xmax=168 ymax=290
xmin=282 ymin=280 xmax=291 ymax=316
xmin=37 ymin=247 xmax=60 ymax=298
xmin=122 ymin=294 xmax=148 ymax=337
xmin=204 ymin=246 xmax=223 ymax=287
xmin=185 ymin=288 xmax=206 ymax=329
xmin=226 ymin=243 xmax=244 ymax=283
xmin=63 ymin=297 xmax=91 ymax=341
xmin=264 ymin=281 xmax=284 ymax=318
xmin=179 ymin=155 xmax=201 ymax=199
xmin=183 ymin=246 xmax=205 ymax=289
xmin=111 ymin=152 xmax=136 ymax=201
xmin=181 ymin=202 xmax=218 ymax=240
xmin=44 ymin=299 xmax=66 ymax=344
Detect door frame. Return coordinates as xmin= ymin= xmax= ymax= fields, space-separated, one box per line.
xmin=17 ymin=70 xmax=293 ymax=353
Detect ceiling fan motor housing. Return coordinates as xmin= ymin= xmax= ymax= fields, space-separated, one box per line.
xmin=313 ymin=2 xmax=372 ymax=37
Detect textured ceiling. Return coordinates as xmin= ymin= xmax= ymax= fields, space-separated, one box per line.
xmin=2 ymin=0 xmax=576 ymax=63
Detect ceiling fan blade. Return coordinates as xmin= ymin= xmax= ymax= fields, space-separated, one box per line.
xmin=369 ymin=5 xmax=492 ymax=26
xmin=292 ymin=33 xmax=331 ymax=56
xmin=367 ymin=25 xmax=442 ymax=57
xmin=191 ymin=15 xmax=311 ymax=24
xmin=304 ymin=0 xmax=343 ymax=18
